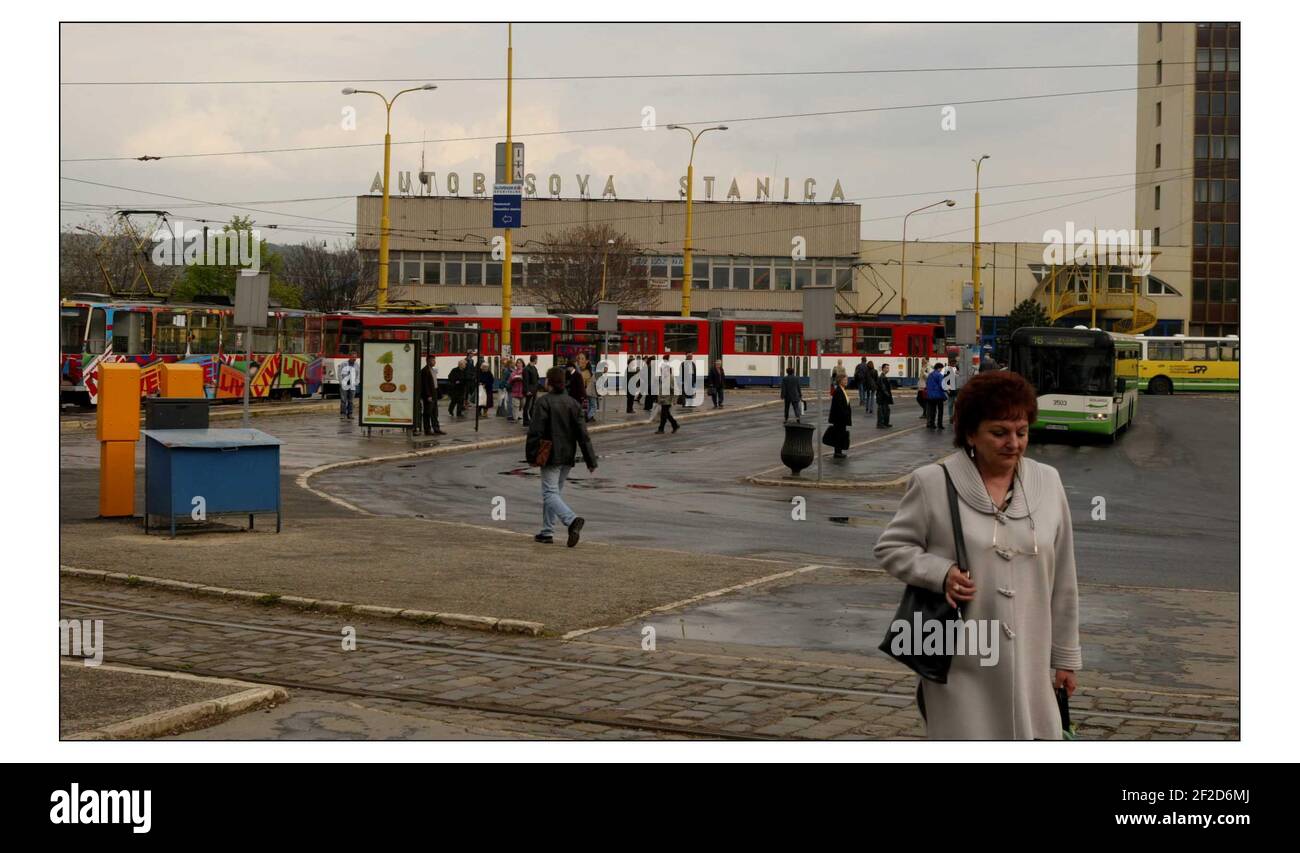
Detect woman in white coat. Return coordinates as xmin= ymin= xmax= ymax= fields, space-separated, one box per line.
xmin=874 ymin=370 xmax=1081 ymax=739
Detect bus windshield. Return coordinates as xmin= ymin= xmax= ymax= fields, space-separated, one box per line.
xmin=1013 ymin=343 xmax=1113 ymax=396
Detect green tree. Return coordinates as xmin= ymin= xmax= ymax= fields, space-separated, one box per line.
xmin=997 ymin=298 xmax=1053 ymax=363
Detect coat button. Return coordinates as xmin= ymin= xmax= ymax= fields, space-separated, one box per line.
xmin=1002 ymin=623 xmax=1016 ymax=640
xmin=998 ymin=587 xmax=1016 ymax=597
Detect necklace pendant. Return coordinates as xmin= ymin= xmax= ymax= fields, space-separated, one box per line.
xmin=995 ymin=545 xmax=1014 ymax=561
xmin=993 ymin=510 xmax=1007 ymax=524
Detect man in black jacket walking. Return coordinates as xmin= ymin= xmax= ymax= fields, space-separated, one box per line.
xmin=707 ymin=360 xmax=726 ymax=408
xmin=527 ymin=367 xmax=597 ymax=546
xmin=875 ymin=363 xmax=895 ymax=428
xmin=418 ymin=353 xmax=445 ymax=436
xmin=522 ymin=355 xmax=540 ymax=426
xmin=781 ymin=367 xmax=803 ymax=422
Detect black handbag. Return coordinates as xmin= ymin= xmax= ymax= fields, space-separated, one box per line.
xmin=877 ymin=464 xmax=970 ymax=683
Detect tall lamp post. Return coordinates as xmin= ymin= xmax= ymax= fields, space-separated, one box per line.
xmin=599 ymin=237 xmax=617 ymax=300
xmin=342 ymin=83 xmax=437 ymax=312
xmin=900 ymin=198 xmax=955 ymax=319
xmin=666 ymin=124 xmax=727 ymax=318
xmin=972 ymin=154 xmax=990 ymax=339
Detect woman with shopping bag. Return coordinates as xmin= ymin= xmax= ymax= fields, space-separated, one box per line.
xmin=823 ymin=373 xmax=852 ymax=459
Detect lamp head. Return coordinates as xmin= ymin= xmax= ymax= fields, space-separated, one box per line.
xmin=341 ymin=87 xmax=357 ymax=95
xmin=420 ymin=84 xmax=437 ymax=90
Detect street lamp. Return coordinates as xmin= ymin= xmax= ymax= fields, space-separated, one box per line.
xmin=900 ymin=199 xmax=955 ymax=320
xmin=972 ymin=154 xmax=990 ymax=338
xmin=600 ymin=238 xmax=616 ymax=300
xmin=667 ymin=124 xmax=728 ymax=318
xmin=343 ymin=83 xmax=437 ymax=312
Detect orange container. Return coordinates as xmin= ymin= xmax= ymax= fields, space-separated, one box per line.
xmin=96 ymin=363 xmax=141 ymax=442
xmin=159 ymin=362 xmax=205 ymax=398
xmin=98 ymin=440 xmax=136 ymax=517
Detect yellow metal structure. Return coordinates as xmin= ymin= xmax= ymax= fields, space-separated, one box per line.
xmin=96 ymin=363 xmax=141 ymax=442
xmin=669 ymin=124 xmax=728 ymax=317
xmin=96 ymin=362 xmax=141 ymax=518
xmin=1032 ymin=262 xmax=1158 ymax=335
xmin=159 ymin=363 xmax=204 ymax=398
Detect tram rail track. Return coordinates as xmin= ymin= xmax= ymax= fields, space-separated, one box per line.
xmin=60 ymin=596 xmax=1238 ymax=736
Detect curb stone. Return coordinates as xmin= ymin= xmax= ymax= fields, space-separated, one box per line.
xmin=61 ymin=662 xmax=289 ymax=740
xmin=60 ymin=565 xmax=547 ymax=637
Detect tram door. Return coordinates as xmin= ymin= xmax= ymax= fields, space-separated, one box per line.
xmin=904 ymin=331 xmax=930 ymax=384
xmin=778 ymin=332 xmax=808 ymax=384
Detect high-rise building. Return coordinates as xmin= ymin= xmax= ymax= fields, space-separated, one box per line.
xmin=1136 ymin=22 xmax=1240 ymax=336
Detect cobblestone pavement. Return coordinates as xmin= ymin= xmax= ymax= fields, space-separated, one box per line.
xmin=60 ymin=578 xmax=1239 ymax=741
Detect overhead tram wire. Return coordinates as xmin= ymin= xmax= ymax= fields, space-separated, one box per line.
xmin=59 ymin=59 xmax=1191 ymax=87
xmin=59 ymin=168 xmax=1195 ymax=250
xmin=60 ymin=81 xmax=1195 ymax=163
xmin=61 ymin=173 xmax=1189 ymax=262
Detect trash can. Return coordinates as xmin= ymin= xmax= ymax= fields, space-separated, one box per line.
xmin=780 ymin=422 xmax=816 ymax=476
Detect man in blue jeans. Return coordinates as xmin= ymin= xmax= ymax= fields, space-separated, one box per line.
xmin=529 ymin=367 xmax=598 ymax=546
xmin=338 ymin=355 xmax=358 ymax=419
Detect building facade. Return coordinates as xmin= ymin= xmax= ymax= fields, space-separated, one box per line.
xmin=359 ymin=195 xmax=860 ymax=314
xmin=1136 ymin=21 xmax=1240 ymax=336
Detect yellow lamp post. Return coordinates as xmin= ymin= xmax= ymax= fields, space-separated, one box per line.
xmin=342 ymin=83 xmax=437 ymax=312
xmin=900 ymin=199 xmax=955 ymax=319
xmin=972 ymin=154 xmax=990 ymax=337
xmin=666 ymin=124 xmax=727 ymax=317
xmin=600 ymin=238 xmax=616 ymax=300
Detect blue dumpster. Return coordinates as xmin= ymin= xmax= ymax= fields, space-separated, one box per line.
xmin=143 ymin=428 xmax=282 ymax=537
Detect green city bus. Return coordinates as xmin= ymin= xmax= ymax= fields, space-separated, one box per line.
xmin=1009 ymin=326 xmax=1141 ymax=441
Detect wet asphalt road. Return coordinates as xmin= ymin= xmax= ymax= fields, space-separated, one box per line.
xmin=316 ymin=395 xmax=1239 ymax=592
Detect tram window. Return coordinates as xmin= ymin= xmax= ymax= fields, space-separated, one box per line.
xmin=663 ymin=323 xmax=699 ymax=353
xmin=61 ymin=307 xmax=89 ymax=351
xmin=520 ymin=321 xmax=551 ymax=353
xmin=188 ymin=312 xmax=220 ymax=353
xmin=831 ymin=326 xmax=854 ymax=354
xmin=155 ymin=312 xmax=187 ymax=354
xmin=734 ymin=324 xmax=773 ymax=354
xmin=339 ymin=321 xmax=363 ymax=355
xmin=110 ymin=311 xmax=152 ymax=355
xmin=252 ymin=324 xmax=278 ymax=353
xmin=859 ymin=329 xmax=891 ymax=355
xmin=280 ymin=316 xmax=306 ymax=354
xmin=87 ymin=308 xmax=107 ymax=353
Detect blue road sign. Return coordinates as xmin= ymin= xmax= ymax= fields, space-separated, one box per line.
xmin=493 ymin=188 xmax=522 ymax=229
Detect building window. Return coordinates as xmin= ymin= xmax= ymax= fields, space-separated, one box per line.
xmin=1153 ymin=227 xmax=1160 ymax=247
xmin=485 ymin=262 xmax=502 ymax=286
xmin=794 ymin=265 xmax=812 ymax=290
xmin=774 ymin=266 xmax=793 ymax=291
xmin=1155 ymin=143 xmax=1161 ymax=168
xmin=465 ymin=256 xmax=483 ymax=285
xmin=1154 ymin=185 xmax=1161 ymax=210
xmin=1194 ymin=135 xmax=1208 ymax=158
xmin=1225 ymin=279 xmax=1239 ymax=303
xmin=1156 ymin=60 xmax=1162 ymax=84
xmin=1157 ymin=22 xmax=1162 ymax=41
xmin=423 ymin=256 xmax=441 ymax=285
xmin=712 ymin=264 xmax=731 ymax=290
xmin=1197 ymin=48 xmax=1210 ymax=71
xmin=733 ymin=266 xmax=751 ymax=290
xmin=733 ymin=324 xmax=773 ymax=353
xmin=752 ymin=261 xmax=772 ymax=290
xmin=445 ymin=253 xmax=463 ymax=285
xmin=1155 ymin=101 xmax=1162 ymax=126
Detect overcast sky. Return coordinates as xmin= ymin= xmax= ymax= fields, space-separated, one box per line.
xmin=59 ymin=22 xmax=1141 ymax=247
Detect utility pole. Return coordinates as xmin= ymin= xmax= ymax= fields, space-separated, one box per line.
xmin=972 ymin=154 xmax=990 ymax=343
xmin=501 ymin=23 xmax=514 ymax=357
